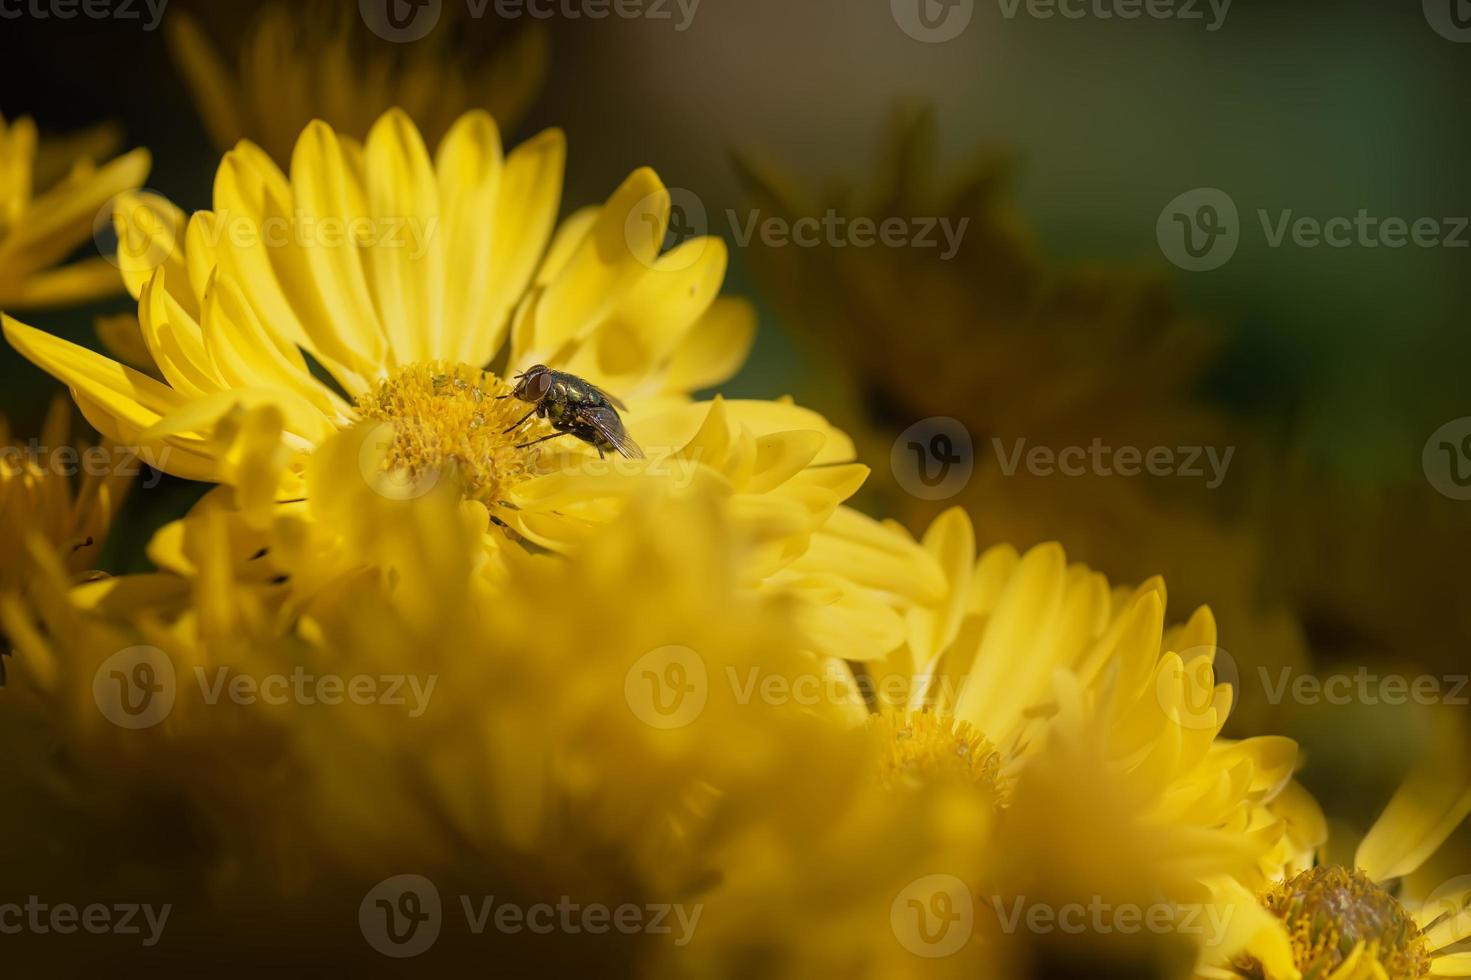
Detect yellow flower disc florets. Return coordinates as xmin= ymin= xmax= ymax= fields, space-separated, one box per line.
xmin=354 ymin=361 xmax=546 ymax=506
xmin=871 ymin=709 xmax=1007 ymax=805
xmin=1255 ymin=866 xmax=1431 ymax=980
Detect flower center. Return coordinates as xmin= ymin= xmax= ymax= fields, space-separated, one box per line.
xmin=870 ymin=709 xmax=1007 ymax=805
xmin=1253 ymin=866 xmax=1431 ymax=980
xmin=354 ymin=361 xmax=545 ymax=507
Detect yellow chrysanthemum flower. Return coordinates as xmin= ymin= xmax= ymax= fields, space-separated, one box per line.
xmin=2 ymin=108 xmax=905 ymax=658
xmin=167 ymin=1 xmax=548 ymax=165
xmin=1222 ymin=718 xmax=1471 ymax=980
xmin=845 ymin=506 xmax=1295 ymax=819
xmin=0 ymin=114 xmax=148 ymax=309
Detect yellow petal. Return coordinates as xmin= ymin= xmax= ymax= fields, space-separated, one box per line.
xmin=1357 ymin=715 xmax=1471 ymax=881
xmin=528 ymin=166 xmax=663 ymax=359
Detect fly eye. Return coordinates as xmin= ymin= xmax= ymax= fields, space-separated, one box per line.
xmin=531 ymin=373 xmax=553 ymax=398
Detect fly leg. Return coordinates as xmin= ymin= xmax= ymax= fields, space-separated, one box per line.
xmin=515 ymin=432 xmax=569 ymax=450
xmin=503 ymin=407 xmax=539 ymax=434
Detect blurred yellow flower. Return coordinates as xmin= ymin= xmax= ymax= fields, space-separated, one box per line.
xmin=0 ymin=399 xmax=127 ymax=586
xmin=0 ymin=459 xmax=985 ymax=974
xmin=167 ymin=2 xmax=548 ymax=165
xmin=0 ymin=114 xmax=148 ymax=310
xmin=0 ymin=398 xmax=130 ymax=680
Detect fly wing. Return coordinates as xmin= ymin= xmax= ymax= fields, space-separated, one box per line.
xmin=584 ymin=404 xmax=644 ymax=459
xmin=587 ymin=382 xmax=629 ymax=412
